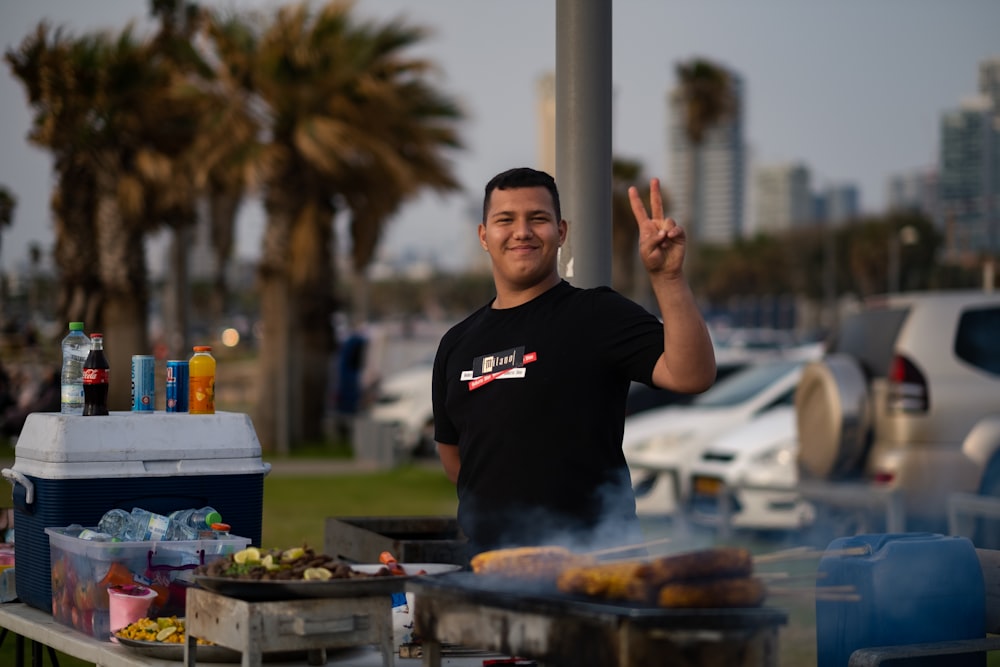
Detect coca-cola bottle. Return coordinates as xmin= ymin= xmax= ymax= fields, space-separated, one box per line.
xmin=82 ymin=333 xmax=110 ymax=416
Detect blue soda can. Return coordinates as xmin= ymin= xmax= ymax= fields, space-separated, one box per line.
xmin=166 ymin=360 xmax=189 ymax=413
xmin=131 ymin=355 xmax=155 ymax=412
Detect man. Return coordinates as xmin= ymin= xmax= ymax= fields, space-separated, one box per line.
xmin=432 ymin=167 xmax=715 ymax=556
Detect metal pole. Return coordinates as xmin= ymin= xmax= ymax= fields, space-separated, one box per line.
xmin=555 ymin=0 xmax=613 ymax=288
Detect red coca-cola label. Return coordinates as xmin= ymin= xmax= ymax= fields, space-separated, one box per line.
xmin=82 ymin=368 xmax=109 ymax=384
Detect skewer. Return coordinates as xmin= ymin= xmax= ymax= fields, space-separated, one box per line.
xmin=771 ymin=590 xmax=862 ymax=602
xmin=586 ymin=537 xmax=672 ymax=558
xmin=752 ymin=545 xmax=812 ymax=563
xmin=767 ymin=584 xmax=861 ymax=602
xmin=756 ymin=571 xmax=829 ymax=582
xmin=753 ymin=545 xmax=869 ymax=564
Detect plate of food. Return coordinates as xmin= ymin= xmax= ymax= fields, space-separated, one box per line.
xmin=192 ymin=547 xmax=462 ymax=601
xmin=115 ymin=636 xmax=242 ymax=663
xmin=114 ymin=617 xmax=241 ymax=663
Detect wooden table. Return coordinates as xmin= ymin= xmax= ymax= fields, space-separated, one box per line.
xmin=0 ymin=599 xmax=488 ymax=667
xmin=0 ymin=602 xmax=177 ymax=667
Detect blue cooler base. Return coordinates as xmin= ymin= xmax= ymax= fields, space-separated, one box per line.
xmin=13 ymin=473 xmax=264 ymax=612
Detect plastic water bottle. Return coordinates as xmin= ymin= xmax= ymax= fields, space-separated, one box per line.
xmin=169 ymin=507 xmax=222 ymax=537
xmin=97 ymin=508 xmax=132 ymax=540
xmin=123 ymin=508 xmax=197 ymax=541
xmin=78 ymin=528 xmax=114 ymax=541
xmin=60 ymin=321 xmax=89 ymax=415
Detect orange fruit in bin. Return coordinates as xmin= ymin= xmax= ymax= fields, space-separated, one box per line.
xmin=100 ymin=562 xmax=135 ymax=590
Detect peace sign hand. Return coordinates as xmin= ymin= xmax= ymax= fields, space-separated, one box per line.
xmin=628 ymin=177 xmax=686 ymax=279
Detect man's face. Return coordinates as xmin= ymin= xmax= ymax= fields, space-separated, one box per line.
xmin=479 ymin=186 xmax=566 ymax=291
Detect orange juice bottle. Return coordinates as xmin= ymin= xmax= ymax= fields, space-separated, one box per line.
xmin=189 ymin=345 xmax=216 ymax=414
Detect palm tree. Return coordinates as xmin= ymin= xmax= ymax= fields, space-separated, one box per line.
xmin=6 ymin=25 xmax=103 ymax=328
xmin=85 ymin=27 xmax=194 ymax=408
xmin=148 ymin=0 xmax=259 ymax=355
xmin=7 ymin=23 xmax=209 ymax=408
xmin=0 ymin=186 xmax=15 ymax=261
xmin=208 ymin=1 xmax=464 ymax=451
xmin=0 ymin=186 xmax=15 ymax=323
xmin=673 ymin=58 xmax=736 ymax=287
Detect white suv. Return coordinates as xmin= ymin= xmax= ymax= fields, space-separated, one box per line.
xmin=794 ymin=289 xmax=1000 ymax=543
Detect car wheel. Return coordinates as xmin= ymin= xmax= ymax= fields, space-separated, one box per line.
xmin=976 ymin=458 xmax=1000 ymax=549
xmin=795 ymin=354 xmax=872 ymax=480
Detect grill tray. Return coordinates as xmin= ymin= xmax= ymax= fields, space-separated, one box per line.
xmin=409 ymin=571 xmax=787 ymax=629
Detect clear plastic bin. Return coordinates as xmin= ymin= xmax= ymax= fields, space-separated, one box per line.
xmin=46 ymin=525 xmax=250 ymax=640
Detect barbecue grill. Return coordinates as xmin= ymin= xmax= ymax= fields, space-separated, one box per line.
xmin=410 ymin=572 xmax=787 ymax=667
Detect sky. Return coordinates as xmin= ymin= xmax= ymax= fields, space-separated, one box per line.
xmin=1 ymin=0 xmax=998 ymax=273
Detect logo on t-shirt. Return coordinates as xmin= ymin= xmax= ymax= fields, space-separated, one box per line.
xmin=461 ymin=346 xmax=537 ymax=390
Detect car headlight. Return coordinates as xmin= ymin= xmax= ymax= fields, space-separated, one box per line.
xmin=752 ymin=445 xmax=794 ymax=467
xmin=650 ymin=432 xmax=692 ymax=449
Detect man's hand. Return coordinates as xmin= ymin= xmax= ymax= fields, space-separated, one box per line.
xmin=629 ymin=177 xmax=685 ymax=279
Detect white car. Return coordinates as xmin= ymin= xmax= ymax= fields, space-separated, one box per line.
xmin=625 ymin=357 xmax=817 ymax=517
xmin=369 ymin=360 xmax=435 ymax=456
xmin=685 ymin=405 xmax=816 ymax=531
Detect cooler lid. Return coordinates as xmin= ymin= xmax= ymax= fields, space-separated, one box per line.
xmin=11 ymin=411 xmax=269 ymax=479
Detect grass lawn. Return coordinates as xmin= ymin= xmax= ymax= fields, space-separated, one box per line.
xmin=259 ymin=463 xmax=458 ymax=550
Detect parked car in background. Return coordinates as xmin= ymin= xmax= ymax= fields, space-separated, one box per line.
xmin=626 ymin=328 xmax=823 ymax=419
xmin=713 ymin=327 xmax=798 ymax=356
xmin=795 ymin=289 xmax=1000 ymax=543
xmin=626 ymin=356 xmax=818 ymax=517
xmin=369 ymin=357 xmax=435 ymax=457
xmin=625 ymin=359 xmax=750 ymax=417
xmin=685 ymin=405 xmax=816 ymax=531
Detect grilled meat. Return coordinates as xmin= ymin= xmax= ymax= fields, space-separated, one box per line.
xmin=657 ymin=576 xmax=766 ymax=608
xmin=556 ymin=547 xmax=762 ymax=607
xmin=639 ymin=547 xmax=753 ymax=587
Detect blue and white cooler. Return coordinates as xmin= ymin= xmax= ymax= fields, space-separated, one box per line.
xmin=2 ymin=411 xmax=271 ymax=612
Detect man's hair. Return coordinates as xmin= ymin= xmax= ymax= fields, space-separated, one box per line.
xmin=482 ymin=167 xmax=561 ymax=223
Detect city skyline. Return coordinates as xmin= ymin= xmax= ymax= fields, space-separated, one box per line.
xmin=1 ymin=0 xmax=998 ymax=273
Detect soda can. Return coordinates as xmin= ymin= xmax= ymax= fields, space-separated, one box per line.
xmin=131 ymin=355 xmax=155 ymax=412
xmin=166 ymin=360 xmax=189 ymax=413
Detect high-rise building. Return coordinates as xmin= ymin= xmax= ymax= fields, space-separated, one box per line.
xmin=820 ymin=184 xmax=861 ymax=224
xmin=667 ymin=68 xmax=745 ymax=245
xmin=886 ymin=168 xmax=938 ymax=220
xmin=935 ymin=57 xmax=1000 ymax=259
xmin=979 ymin=56 xmax=1000 ymax=111
xmin=938 ymin=95 xmax=1000 ymax=257
xmin=753 ymin=162 xmax=812 ymax=234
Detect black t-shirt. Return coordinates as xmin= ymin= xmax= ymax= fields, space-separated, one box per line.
xmin=432 ymin=281 xmax=664 ymax=552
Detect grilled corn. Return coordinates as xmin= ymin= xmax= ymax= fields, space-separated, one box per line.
xmin=471 ymin=546 xmax=594 ymax=580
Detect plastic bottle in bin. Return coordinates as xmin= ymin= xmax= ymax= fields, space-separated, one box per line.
xmin=65 ymin=524 xmax=114 ymax=541
xmin=210 ymin=522 xmax=231 ymax=538
xmin=169 ymin=506 xmax=222 ymax=537
xmin=129 ymin=507 xmax=197 ymax=541
xmin=97 ymin=508 xmax=132 ymax=540
xmin=98 ymin=507 xmax=196 ymax=541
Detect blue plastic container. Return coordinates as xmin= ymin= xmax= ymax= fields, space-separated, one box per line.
xmin=816 ymin=533 xmax=985 ymax=667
